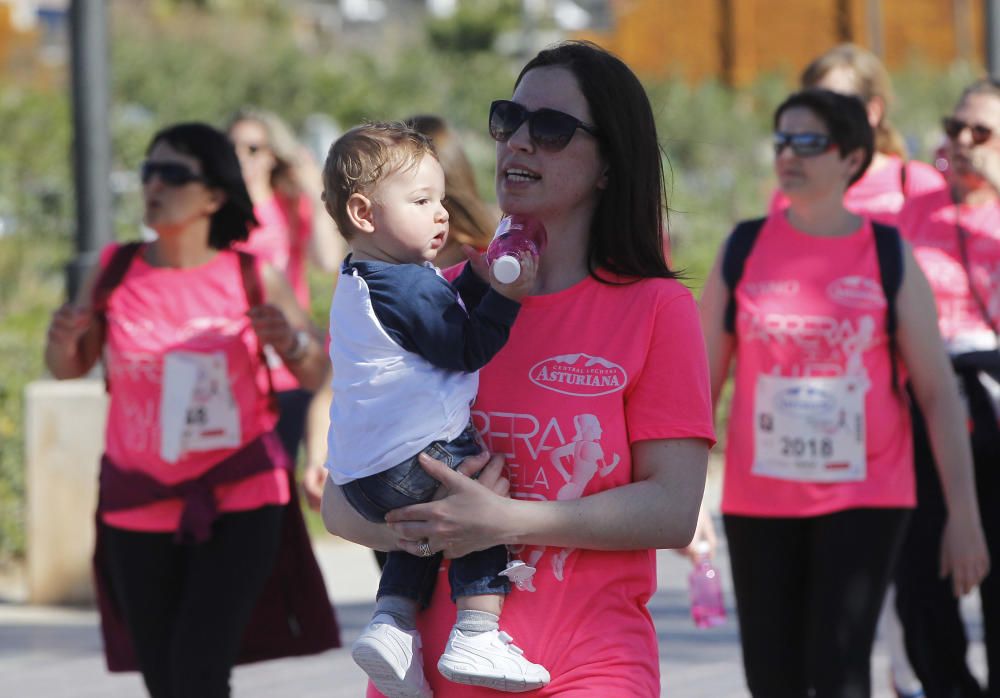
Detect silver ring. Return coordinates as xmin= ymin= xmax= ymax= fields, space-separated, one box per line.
xmin=417 ymin=540 xmax=433 ymax=558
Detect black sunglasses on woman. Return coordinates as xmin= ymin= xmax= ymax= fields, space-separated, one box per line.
xmin=489 ymin=99 xmax=599 ymax=152
xmin=140 ymin=161 xmax=205 ymax=187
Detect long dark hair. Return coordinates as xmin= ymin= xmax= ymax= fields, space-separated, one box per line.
xmin=516 ymin=41 xmax=677 ymax=282
xmin=147 ymin=122 xmax=257 ymax=249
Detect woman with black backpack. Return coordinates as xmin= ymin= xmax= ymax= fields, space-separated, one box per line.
xmin=698 ymin=89 xmax=988 ymax=698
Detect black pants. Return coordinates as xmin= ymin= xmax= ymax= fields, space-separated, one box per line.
xmin=894 ymin=391 xmax=1000 ymax=698
xmin=725 ymin=508 xmax=909 ymax=698
xmin=102 ymin=506 xmax=284 ymax=698
xmin=275 ymin=388 xmax=313 ymax=463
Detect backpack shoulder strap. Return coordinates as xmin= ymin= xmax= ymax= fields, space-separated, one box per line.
xmin=236 ymin=250 xmax=264 ymax=308
xmin=899 ymin=160 xmax=909 ymax=200
xmin=92 ymin=242 xmax=143 ymax=313
xmin=236 ymin=250 xmax=279 ymax=412
xmin=722 ymin=217 xmax=766 ymax=334
xmin=91 ymin=242 xmax=142 ymax=394
xmin=872 ymin=223 xmax=903 ymax=330
xmin=872 ymin=223 xmax=904 ymax=395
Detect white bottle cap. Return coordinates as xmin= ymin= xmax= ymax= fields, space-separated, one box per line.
xmin=492 ymin=255 xmax=521 ymax=283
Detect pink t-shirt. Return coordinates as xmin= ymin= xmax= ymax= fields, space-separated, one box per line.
xmin=769 ymin=156 xmax=945 ymax=226
xmin=235 ymin=193 xmax=313 ymax=392
xmin=98 ymin=243 xmax=288 ymax=532
xmin=898 ymin=188 xmax=1000 ymax=350
xmin=721 ymin=214 xmax=915 ymax=517
xmin=369 ymin=271 xmax=716 ymax=697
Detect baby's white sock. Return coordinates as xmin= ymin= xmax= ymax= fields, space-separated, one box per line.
xmin=455 ymin=609 xmax=499 ymax=635
xmin=374 ymin=596 xmax=418 ymax=631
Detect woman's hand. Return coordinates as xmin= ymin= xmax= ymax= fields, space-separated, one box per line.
xmin=940 ymin=509 xmax=990 ymax=597
xmin=302 ymin=462 xmax=328 ymax=512
xmin=47 ymin=303 xmax=93 ymax=357
xmin=678 ymin=506 xmax=718 ymax=563
xmin=969 ymin=144 xmax=1000 ymax=196
xmin=248 ymin=303 xmax=297 ymax=357
xmin=386 ymin=451 xmax=512 ymax=559
xmin=45 ymin=301 xmax=102 ymax=379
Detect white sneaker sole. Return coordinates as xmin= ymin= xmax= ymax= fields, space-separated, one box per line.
xmin=352 ymin=640 xmax=432 ymax=698
xmin=437 ymin=657 xmax=548 ymax=693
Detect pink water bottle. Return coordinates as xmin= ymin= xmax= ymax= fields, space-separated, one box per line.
xmin=688 ymin=542 xmax=726 ymax=628
xmin=485 ymin=215 xmax=547 ymax=283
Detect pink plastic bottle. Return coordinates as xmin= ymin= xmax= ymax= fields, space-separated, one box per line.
xmin=485 ymin=215 xmax=547 ymax=283
xmin=688 ymin=542 xmax=727 ymax=628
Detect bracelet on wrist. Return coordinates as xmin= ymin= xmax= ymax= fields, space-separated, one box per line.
xmin=283 ymin=329 xmax=311 ymax=364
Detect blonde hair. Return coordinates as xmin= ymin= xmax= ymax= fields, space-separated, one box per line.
xmin=322 ymin=121 xmax=436 ymax=238
xmin=801 ymin=44 xmax=907 ymax=157
xmin=406 ymin=115 xmax=496 ymax=251
xmin=227 ymin=107 xmax=302 ymax=188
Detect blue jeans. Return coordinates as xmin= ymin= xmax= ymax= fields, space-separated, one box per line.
xmin=341 ymin=423 xmax=510 ymax=606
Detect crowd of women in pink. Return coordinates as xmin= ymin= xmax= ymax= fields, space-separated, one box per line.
xmin=41 ymin=35 xmax=1000 ymax=698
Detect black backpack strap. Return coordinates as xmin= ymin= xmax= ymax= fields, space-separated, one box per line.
xmin=722 ymin=217 xmax=766 ymax=334
xmin=872 ymin=223 xmax=904 ymax=395
xmin=899 ymin=160 xmax=909 ymax=200
xmin=236 ymin=250 xmax=264 ymax=308
xmin=236 ymin=251 xmax=279 ymax=414
xmin=91 ymin=242 xmax=143 ymax=394
xmin=92 ymin=242 xmax=143 ymax=315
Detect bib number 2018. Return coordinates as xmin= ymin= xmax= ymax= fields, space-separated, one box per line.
xmin=780 ymin=437 xmax=834 ymax=459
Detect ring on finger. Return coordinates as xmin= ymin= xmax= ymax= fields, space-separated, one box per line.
xmin=417 ymin=540 xmax=433 ymax=558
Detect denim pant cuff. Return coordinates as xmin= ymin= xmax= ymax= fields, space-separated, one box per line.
xmin=450 ymin=576 xmax=511 ymax=602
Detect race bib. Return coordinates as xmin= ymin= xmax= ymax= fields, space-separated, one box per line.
xmin=752 ymin=374 xmax=866 ymax=483
xmin=160 ymin=351 xmax=242 ymax=463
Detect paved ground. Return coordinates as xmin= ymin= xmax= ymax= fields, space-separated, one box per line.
xmin=2 ymin=527 xmax=986 ymax=697
xmin=0 ymin=468 xmax=987 ymax=696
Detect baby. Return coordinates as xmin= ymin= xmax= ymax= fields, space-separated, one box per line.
xmin=321 ymin=122 xmax=548 ymax=697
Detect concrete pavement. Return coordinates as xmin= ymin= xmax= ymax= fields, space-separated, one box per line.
xmin=2 ymin=522 xmax=984 ymax=697
xmin=0 ymin=463 xmax=987 ymax=696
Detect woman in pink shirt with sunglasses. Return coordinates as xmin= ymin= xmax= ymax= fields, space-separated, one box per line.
xmin=322 ymin=41 xmax=716 ymax=697
xmin=769 ymin=44 xmax=945 ymax=229
xmin=893 ymin=79 xmax=1000 ymax=698
xmin=228 ymin=109 xmax=345 ymax=465
xmin=700 ymin=89 xmax=988 ymax=698
xmin=44 ymin=122 xmax=335 ymax=698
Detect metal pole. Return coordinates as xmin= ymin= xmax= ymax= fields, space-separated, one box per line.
xmin=987 ymin=0 xmax=1000 ymax=77
xmin=867 ymin=0 xmax=884 ymax=59
xmin=67 ymin=0 xmax=112 ymax=301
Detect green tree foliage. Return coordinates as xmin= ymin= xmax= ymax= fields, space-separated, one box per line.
xmin=426 ymin=0 xmax=522 ymax=54
xmin=0 ymin=0 xmax=985 ymax=561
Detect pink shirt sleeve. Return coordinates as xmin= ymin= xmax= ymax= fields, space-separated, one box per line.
xmin=625 ymin=289 xmax=716 ymax=445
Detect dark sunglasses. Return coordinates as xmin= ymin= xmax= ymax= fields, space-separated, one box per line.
xmin=942 ymin=117 xmax=993 ymax=145
xmin=140 ymin=161 xmax=205 ymax=187
xmin=235 ymin=142 xmax=267 ymax=156
xmin=489 ymin=99 xmax=599 ymax=152
xmin=773 ymin=131 xmax=835 ymax=157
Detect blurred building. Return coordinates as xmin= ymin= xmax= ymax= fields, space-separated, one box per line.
xmin=578 ymin=0 xmax=984 ymax=84
xmin=0 ymin=0 xmax=68 ymax=82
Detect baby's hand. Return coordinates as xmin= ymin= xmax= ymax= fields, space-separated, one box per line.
xmin=490 ymin=251 xmax=537 ymax=302
xmin=462 ymin=244 xmax=490 ymax=282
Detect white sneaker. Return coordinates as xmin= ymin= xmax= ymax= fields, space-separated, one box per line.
xmin=351 ymin=614 xmax=433 ymax=698
xmin=437 ymin=626 xmax=550 ymax=693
